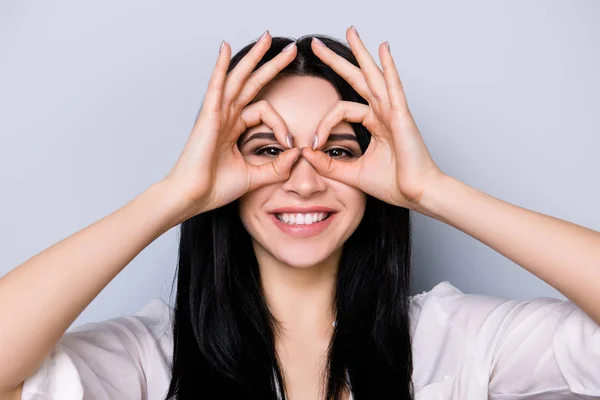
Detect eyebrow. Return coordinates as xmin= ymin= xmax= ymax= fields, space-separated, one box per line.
xmin=240 ymin=132 xmax=358 ymax=146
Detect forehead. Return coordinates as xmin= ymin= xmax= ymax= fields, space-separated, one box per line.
xmin=250 ymin=75 xmax=350 ymax=134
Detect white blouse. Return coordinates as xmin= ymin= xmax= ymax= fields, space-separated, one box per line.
xmin=21 ymin=281 xmax=600 ymax=399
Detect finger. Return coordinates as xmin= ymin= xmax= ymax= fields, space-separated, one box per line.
xmin=310 ymin=37 xmax=373 ymax=101
xmin=235 ymin=41 xmax=298 ymax=108
xmin=238 ymin=100 xmax=292 ymax=149
xmin=300 ymin=147 xmax=362 ymax=189
xmin=222 ymin=31 xmax=272 ymax=107
xmin=196 ymin=40 xmax=231 ymax=120
xmin=247 ymin=147 xmax=301 ymax=191
xmin=312 ymin=101 xmax=371 ymax=150
xmin=379 ymin=41 xmax=409 ymax=112
xmin=345 ymin=26 xmax=390 ymax=106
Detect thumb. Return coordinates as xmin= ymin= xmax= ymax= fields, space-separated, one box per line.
xmin=301 ymin=147 xmax=361 ymax=188
xmin=247 ymin=148 xmax=302 ymax=191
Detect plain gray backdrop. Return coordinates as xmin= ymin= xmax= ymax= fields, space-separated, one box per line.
xmin=1 ymin=0 xmax=599 ymax=331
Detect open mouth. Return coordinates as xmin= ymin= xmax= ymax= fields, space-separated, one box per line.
xmin=274 ymin=212 xmax=333 ymax=226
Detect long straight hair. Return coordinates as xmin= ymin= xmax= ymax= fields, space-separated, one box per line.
xmin=166 ymin=34 xmax=414 ymax=399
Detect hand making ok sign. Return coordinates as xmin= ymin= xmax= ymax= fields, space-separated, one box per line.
xmin=302 ymin=26 xmax=445 ymax=212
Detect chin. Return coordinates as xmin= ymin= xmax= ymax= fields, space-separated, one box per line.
xmin=262 ymin=240 xmax=341 ymax=269
xmin=276 ymin=251 xmax=332 ymax=269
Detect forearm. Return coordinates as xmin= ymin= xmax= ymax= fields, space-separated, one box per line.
xmin=0 ymin=180 xmax=185 ymax=392
xmin=418 ymin=174 xmax=600 ymax=325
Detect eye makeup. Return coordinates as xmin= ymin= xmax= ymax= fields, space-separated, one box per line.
xmin=322 ymin=147 xmax=357 ymax=159
xmin=239 ymin=131 xmax=362 ymax=158
xmin=251 ymin=144 xmax=358 ymax=160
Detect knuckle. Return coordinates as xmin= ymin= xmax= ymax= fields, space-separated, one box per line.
xmin=234 ymin=96 xmax=257 ymax=113
xmin=234 ymin=118 xmax=247 ymax=133
xmin=335 ymin=102 xmax=347 ymax=118
xmin=208 ymin=79 xmax=221 ymax=92
xmin=371 ymin=101 xmax=383 ymax=114
xmin=371 ymin=91 xmax=383 ymax=102
xmin=222 ymin=91 xmax=236 ymax=108
xmin=226 ymin=75 xmax=243 ymax=90
xmin=256 ymin=99 xmax=270 ymax=110
xmin=259 ymin=63 xmax=278 ymax=79
xmin=230 ymin=98 xmax=243 ymax=112
xmin=366 ymin=93 xmax=378 ymax=106
xmin=241 ymin=82 xmax=259 ymax=100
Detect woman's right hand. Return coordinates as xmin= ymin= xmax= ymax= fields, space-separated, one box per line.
xmin=162 ymin=32 xmax=300 ymax=222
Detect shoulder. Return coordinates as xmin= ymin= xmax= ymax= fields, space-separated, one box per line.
xmin=407 ymin=280 xmax=573 ymax=350
xmin=132 ymin=297 xmax=174 ymax=336
xmin=67 ymin=297 xmax=174 ymax=352
xmin=406 ymin=281 xmax=596 ymax=397
xmin=128 ymin=297 xmax=174 ymax=360
xmin=407 ymin=281 xmax=510 ymax=395
xmin=408 ymin=281 xmax=577 ymax=336
xmin=408 ymin=281 xmax=464 ymax=330
xmin=21 ymin=298 xmax=175 ymax=400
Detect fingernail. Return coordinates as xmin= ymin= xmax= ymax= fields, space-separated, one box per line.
xmin=259 ymin=30 xmax=269 ymax=42
xmin=285 ymin=133 xmax=294 ymax=149
xmin=351 ymin=25 xmax=360 ymax=38
xmin=312 ymin=135 xmax=318 ymax=150
xmin=282 ymin=41 xmax=296 ymax=52
xmin=312 ymin=37 xmax=326 ymax=47
xmin=219 ymin=40 xmax=225 ymax=53
xmin=385 ymin=41 xmax=390 ymax=51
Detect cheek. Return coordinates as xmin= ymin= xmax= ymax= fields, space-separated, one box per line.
xmin=352 ymin=189 xmax=367 ymax=213
xmin=237 ymin=186 xmax=274 ymax=233
xmin=330 ymin=181 xmax=367 ymax=216
xmin=342 ymin=187 xmax=367 ymax=234
xmin=238 ymin=193 xmax=257 ymax=229
xmin=327 ymin=180 xmax=367 ymax=236
xmin=350 ymin=191 xmax=368 ymax=228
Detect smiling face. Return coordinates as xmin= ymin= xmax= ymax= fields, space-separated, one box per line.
xmin=237 ymin=75 xmax=367 ymax=269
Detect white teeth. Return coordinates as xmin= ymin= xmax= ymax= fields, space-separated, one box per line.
xmin=275 ymin=212 xmax=331 ymax=225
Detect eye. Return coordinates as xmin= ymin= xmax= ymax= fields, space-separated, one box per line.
xmin=255 ymin=146 xmax=284 ymax=157
xmin=324 ymin=147 xmax=355 ymax=159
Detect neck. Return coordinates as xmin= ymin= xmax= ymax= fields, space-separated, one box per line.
xmin=253 ymin=242 xmax=340 ymax=339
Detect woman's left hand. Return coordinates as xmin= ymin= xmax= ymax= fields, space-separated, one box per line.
xmin=302 ymin=26 xmax=445 ymax=212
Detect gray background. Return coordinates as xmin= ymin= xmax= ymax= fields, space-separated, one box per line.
xmin=1 ymin=0 xmax=598 ymax=331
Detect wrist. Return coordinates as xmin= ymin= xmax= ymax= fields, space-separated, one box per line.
xmin=414 ymin=173 xmax=458 ymax=222
xmin=145 ymin=180 xmax=195 ymax=228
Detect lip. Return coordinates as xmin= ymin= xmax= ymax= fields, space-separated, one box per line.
xmin=270 ymin=206 xmax=336 ymax=214
xmin=269 ymin=211 xmax=336 ymax=237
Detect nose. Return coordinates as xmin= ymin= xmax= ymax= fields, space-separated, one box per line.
xmin=280 ymin=155 xmax=327 ymax=198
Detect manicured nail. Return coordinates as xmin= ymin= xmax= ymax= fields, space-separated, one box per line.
xmin=285 ymin=133 xmax=294 ymax=149
xmin=312 ymin=135 xmax=318 ymax=150
xmin=259 ymin=30 xmax=269 ymax=42
xmin=219 ymin=40 xmax=225 ymax=53
xmin=351 ymin=25 xmax=360 ymax=37
xmin=312 ymin=37 xmax=325 ymax=47
xmin=385 ymin=41 xmax=390 ymax=51
xmin=282 ymin=41 xmax=296 ymax=52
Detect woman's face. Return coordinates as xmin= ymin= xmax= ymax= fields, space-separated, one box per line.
xmin=238 ymin=75 xmax=367 ymax=269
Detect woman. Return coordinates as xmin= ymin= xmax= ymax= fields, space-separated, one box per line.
xmin=1 ymin=27 xmax=599 ymax=399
